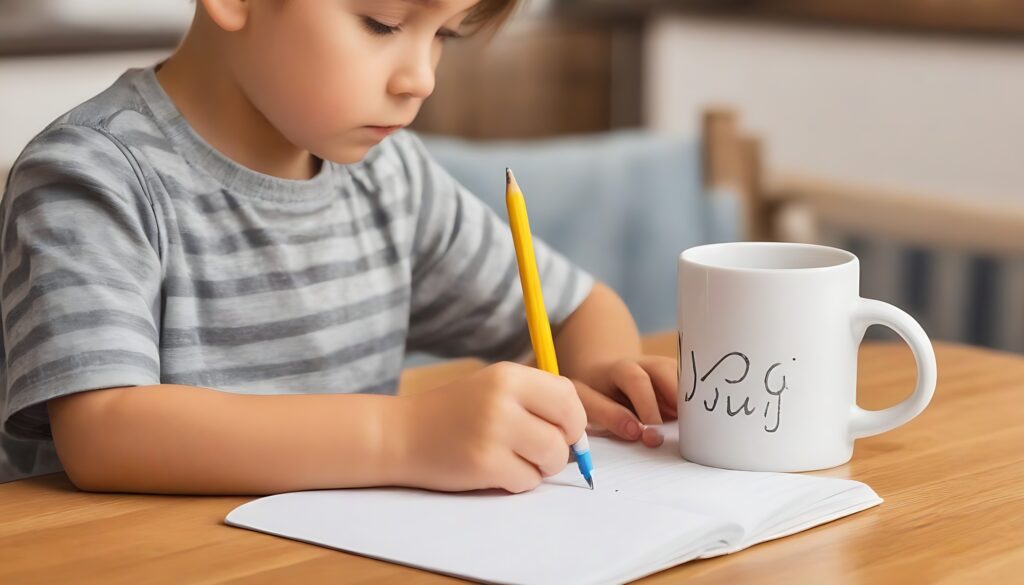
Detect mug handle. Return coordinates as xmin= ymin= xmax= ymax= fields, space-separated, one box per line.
xmin=848 ymin=298 xmax=938 ymax=439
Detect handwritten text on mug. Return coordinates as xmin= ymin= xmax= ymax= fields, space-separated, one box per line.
xmin=679 ymin=333 xmax=793 ymax=433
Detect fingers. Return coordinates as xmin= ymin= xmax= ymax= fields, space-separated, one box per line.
xmin=576 ymin=378 xmax=665 ymax=448
xmin=574 ymin=379 xmax=643 ymax=441
xmin=638 ymin=356 xmax=679 ymax=420
xmin=610 ymin=361 xmax=663 ymax=425
xmin=508 ymin=410 xmax=572 ymax=478
xmin=504 ymin=366 xmax=587 ymax=445
xmin=499 ymin=453 xmax=544 ymax=494
xmin=641 ymin=424 xmax=664 ymax=447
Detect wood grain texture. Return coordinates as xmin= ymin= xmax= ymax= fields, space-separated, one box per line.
xmin=1 ymin=334 xmax=1022 ymax=584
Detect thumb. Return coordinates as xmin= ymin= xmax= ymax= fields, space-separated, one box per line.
xmin=572 ymin=379 xmax=643 ymax=442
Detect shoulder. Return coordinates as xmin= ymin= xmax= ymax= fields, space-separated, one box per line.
xmin=1 ymin=122 xmax=159 ymax=257
xmin=6 ymin=124 xmax=146 ymax=209
xmin=42 ymin=68 xmax=164 ymax=155
xmin=4 ymin=70 xmax=165 ymax=208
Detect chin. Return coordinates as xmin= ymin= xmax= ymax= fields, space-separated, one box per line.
xmin=315 ymin=135 xmax=391 ymax=163
xmin=318 ymin=143 xmax=375 ymax=165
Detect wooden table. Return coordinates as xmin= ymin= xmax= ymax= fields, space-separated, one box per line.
xmin=2 ymin=334 xmax=1023 ymax=584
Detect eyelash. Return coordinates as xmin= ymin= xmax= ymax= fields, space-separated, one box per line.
xmin=360 ymin=16 xmax=461 ymax=40
xmin=362 ymin=16 xmax=398 ymax=35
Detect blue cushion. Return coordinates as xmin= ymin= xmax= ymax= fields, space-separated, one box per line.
xmin=421 ymin=131 xmax=739 ymax=333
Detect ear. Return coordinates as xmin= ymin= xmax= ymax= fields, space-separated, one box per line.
xmin=199 ymin=0 xmax=250 ymax=32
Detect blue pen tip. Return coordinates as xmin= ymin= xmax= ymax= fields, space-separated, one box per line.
xmin=575 ymin=449 xmax=595 ymax=489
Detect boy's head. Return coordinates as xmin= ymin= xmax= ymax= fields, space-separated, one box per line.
xmin=191 ymin=0 xmax=517 ymax=164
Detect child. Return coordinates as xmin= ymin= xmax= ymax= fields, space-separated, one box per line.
xmin=0 ymin=0 xmax=677 ymax=495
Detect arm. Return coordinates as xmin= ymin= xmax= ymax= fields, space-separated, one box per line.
xmin=48 ymin=361 xmax=587 ymax=496
xmin=553 ymin=282 xmax=678 ymax=445
xmin=554 ymin=281 xmax=643 ymax=374
xmin=49 ymin=385 xmax=401 ymax=495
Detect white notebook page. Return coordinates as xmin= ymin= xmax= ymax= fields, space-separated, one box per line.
xmin=227 ymin=425 xmax=880 ymax=584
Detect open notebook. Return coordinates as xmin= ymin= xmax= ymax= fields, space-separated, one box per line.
xmin=226 ymin=425 xmax=881 ymax=584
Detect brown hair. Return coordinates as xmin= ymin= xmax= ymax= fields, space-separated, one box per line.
xmin=463 ymin=0 xmax=520 ymax=35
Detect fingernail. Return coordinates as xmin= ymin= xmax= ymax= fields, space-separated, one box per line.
xmin=624 ymin=419 xmax=641 ymax=439
xmin=643 ymin=425 xmax=664 ymax=447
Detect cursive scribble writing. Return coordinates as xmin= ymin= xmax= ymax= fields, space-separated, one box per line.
xmin=704 ymin=387 xmax=719 ymax=411
xmin=687 ymin=348 xmax=750 ymax=401
xmin=683 ymin=349 xmax=794 ymax=434
xmin=762 ymin=360 xmax=790 ymax=433
xmin=726 ymin=395 xmax=757 ymax=416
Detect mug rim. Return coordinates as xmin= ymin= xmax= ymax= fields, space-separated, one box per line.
xmin=680 ymin=241 xmax=857 ymax=274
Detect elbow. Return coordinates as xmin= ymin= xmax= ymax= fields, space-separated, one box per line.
xmin=48 ymin=388 xmax=132 ymax=492
xmin=63 ymin=464 xmax=107 ymax=493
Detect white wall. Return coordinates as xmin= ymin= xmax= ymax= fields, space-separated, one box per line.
xmin=646 ymin=16 xmax=1024 ymax=202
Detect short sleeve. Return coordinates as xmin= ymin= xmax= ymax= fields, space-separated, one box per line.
xmin=1 ymin=125 xmax=162 ymax=440
xmin=396 ymin=132 xmax=594 ymax=360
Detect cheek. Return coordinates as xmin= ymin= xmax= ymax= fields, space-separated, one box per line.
xmin=237 ymin=14 xmax=383 ymax=154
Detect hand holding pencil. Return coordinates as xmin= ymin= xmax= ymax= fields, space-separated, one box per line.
xmin=395 ymin=172 xmax=591 ymax=493
xmin=392 ymin=168 xmax=673 ymax=494
xmin=502 ymin=168 xmax=678 ymax=455
xmin=505 ymin=168 xmax=595 ymax=489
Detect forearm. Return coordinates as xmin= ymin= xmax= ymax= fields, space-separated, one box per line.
xmin=553 ymin=282 xmax=643 ymax=380
xmin=49 ymin=384 xmax=402 ymax=495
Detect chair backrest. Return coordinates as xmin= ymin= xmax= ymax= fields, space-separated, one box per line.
xmin=767 ymin=174 xmax=1024 ymax=352
xmin=421 ymin=129 xmax=742 ymax=334
xmin=697 ymin=107 xmax=1024 ymax=353
xmin=700 ymin=109 xmax=771 ymax=242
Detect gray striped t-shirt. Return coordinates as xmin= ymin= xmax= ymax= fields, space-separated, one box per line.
xmin=0 ymin=67 xmax=593 ymax=445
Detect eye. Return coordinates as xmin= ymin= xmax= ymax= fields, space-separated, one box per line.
xmin=362 ymin=16 xmax=400 ymax=36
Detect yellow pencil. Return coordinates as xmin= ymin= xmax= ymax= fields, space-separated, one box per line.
xmin=505 ymin=168 xmax=594 ymax=489
xmin=505 ymin=169 xmax=559 ymax=376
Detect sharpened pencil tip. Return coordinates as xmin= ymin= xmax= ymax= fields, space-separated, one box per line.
xmin=586 ymin=476 xmax=594 ymax=490
xmin=505 ymin=168 xmax=521 ymax=193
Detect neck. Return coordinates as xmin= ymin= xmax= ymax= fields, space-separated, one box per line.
xmin=156 ymin=18 xmax=319 ymax=180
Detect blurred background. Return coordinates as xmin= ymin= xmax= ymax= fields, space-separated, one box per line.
xmin=1 ymin=0 xmax=1022 ymax=354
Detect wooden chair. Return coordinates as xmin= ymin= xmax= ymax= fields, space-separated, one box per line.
xmin=702 ymin=107 xmax=1024 ymax=352
xmin=700 ymin=109 xmax=772 ymax=242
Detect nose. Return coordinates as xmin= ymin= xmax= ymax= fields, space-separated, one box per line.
xmin=387 ymin=44 xmax=436 ymax=100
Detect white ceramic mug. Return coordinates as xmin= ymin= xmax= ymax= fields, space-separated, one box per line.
xmin=676 ymin=242 xmax=937 ymax=472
